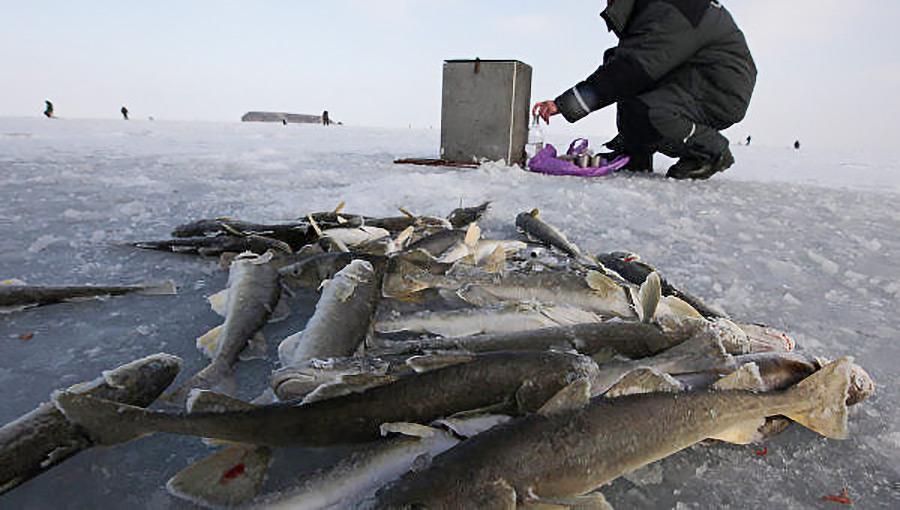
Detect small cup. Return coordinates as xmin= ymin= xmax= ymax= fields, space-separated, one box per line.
xmin=576 ymin=154 xmax=589 ymax=168
xmin=590 ymin=154 xmax=603 ymax=167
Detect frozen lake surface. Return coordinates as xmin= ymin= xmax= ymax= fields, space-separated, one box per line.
xmin=0 ymin=118 xmax=898 ymax=508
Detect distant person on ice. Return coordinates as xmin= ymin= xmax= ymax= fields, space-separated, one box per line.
xmin=322 ymin=111 xmax=331 ymax=126
xmin=121 ymin=106 xmax=129 ymax=120
xmin=44 ymin=100 xmax=54 ymax=118
xmin=533 ymin=0 xmax=756 ymax=180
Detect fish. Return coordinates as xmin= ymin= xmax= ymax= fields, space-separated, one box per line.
xmin=271 ymin=353 xmax=490 ymax=403
xmin=277 ymin=259 xmax=384 ymax=370
xmin=669 ymin=352 xmax=876 ymax=442
xmin=165 ymin=391 xmax=273 ymax=508
xmin=367 ymin=321 xmax=691 ymax=360
xmin=515 ymin=208 xmax=584 ymax=261
xmin=130 ymin=235 xmax=291 ymax=257
xmin=0 ymin=353 xmax=181 ymax=494
xmin=320 ymin=226 xmax=391 ymax=249
xmin=278 ymin=252 xmax=388 ymax=290
xmin=403 ymin=228 xmax=468 ymax=258
xmin=374 ymin=357 xmax=855 ymax=508
xmin=365 ymin=209 xmax=452 ymax=236
xmin=374 ymin=302 xmax=603 ymax=339
xmin=170 ymin=218 xmax=316 ymax=250
xmin=446 ymin=201 xmax=491 ymax=229
xmin=257 ymin=415 xmax=509 ymax=510
xmin=53 ymin=351 xmax=600 ymax=448
xmin=0 ymin=279 xmax=177 ymax=313
xmin=423 ymin=267 xmax=638 ymax=319
xmin=381 ymin=250 xmax=454 ymax=299
xmin=166 ymin=250 xmax=281 ymax=403
xmin=595 ymin=251 xmax=726 ymax=319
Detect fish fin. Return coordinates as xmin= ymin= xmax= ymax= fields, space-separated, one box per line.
xmin=537 ymin=378 xmax=591 ymax=416
xmin=406 ymin=353 xmax=476 ymax=373
xmin=380 ymin=422 xmax=438 ymax=438
xmin=472 ymin=478 xmax=517 ymax=509
xmin=300 ymin=374 xmax=398 ymax=403
xmin=662 ymin=326 xmax=733 ymax=368
xmin=187 ymin=390 xmax=257 ymax=413
xmin=456 ymin=285 xmax=499 ymax=307
xmin=585 ymin=271 xmax=622 ymax=300
xmin=166 ymin=444 xmax=272 ymax=508
xmin=482 ymin=245 xmax=507 ymax=274
xmin=307 ymin=214 xmax=323 ymax=237
xmin=135 ymin=279 xmax=178 ymax=296
xmin=540 ymin=305 xmax=603 ymax=326
xmin=712 ymin=362 xmax=765 ymax=391
xmin=755 ymin=417 xmax=794 ymax=442
xmin=603 ymin=367 xmax=684 ymax=398
xmin=238 ymin=331 xmax=267 ymax=361
xmin=708 ymin=418 xmax=767 ymax=444
xmin=195 ymin=325 xmax=223 ymax=359
xmin=783 ymin=357 xmax=853 ymax=439
xmin=207 ymin=289 xmax=229 ymax=317
xmin=658 ymin=295 xmax=704 ymax=320
xmin=464 ymin=222 xmax=481 ymax=247
xmin=433 ymin=414 xmax=511 ymax=438
xmin=638 ymin=272 xmax=661 ymax=323
xmin=52 ymin=392 xmax=154 ymax=445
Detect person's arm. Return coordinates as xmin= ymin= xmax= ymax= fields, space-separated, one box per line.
xmin=555 ymin=2 xmax=707 ymax=123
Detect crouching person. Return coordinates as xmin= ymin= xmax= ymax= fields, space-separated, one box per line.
xmin=534 ymin=0 xmax=756 ymax=180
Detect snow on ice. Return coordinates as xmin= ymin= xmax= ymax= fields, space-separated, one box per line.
xmin=0 ymin=117 xmax=898 ymax=508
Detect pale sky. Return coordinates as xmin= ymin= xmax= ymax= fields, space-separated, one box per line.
xmin=2 ymin=0 xmax=898 ymax=149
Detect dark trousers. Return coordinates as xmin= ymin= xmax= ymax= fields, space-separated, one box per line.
xmin=617 ymin=80 xmax=734 ymax=161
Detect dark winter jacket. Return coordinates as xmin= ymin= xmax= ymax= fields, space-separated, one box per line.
xmin=555 ymin=0 xmax=756 ymax=126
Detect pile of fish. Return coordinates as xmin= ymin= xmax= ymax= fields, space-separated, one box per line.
xmin=0 ymin=201 xmax=876 ymax=509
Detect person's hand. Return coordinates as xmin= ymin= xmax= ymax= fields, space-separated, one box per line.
xmin=532 ymin=101 xmax=559 ymax=124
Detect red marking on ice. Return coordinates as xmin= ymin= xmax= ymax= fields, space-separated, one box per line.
xmin=220 ymin=463 xmax=245 ymax=484
xmin=755 ymin=445 xmax=767 ymax=455
xmin=821 ymin=484 xmax=852 ymax=505
xmin=19 ymin=332 xmax=34 ymax=341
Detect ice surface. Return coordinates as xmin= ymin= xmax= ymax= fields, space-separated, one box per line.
xmin=1 ymin=118 xmax=898 ymax=508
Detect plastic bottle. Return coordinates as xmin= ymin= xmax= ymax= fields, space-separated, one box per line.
xmin=525 ymin=114 xmax=545 ymax=161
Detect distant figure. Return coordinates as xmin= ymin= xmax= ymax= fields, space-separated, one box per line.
xmin=121 ymin=106 xmax=129 ymax=120
xmin=794 ymin=140 xmax=801 ymax=150
xmin=745 ymin=135 xmax=751 ymax=146
xmin=282 ymin=118 xmax=287 ymax=126
xmin=44 ymin=100 xmax=54 ymax=118
xmin=322 ymin=111 xmax=331 ymax=126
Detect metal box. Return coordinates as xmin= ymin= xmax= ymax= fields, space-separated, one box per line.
xmin=441 ymin=59 xmax=532 ymax=166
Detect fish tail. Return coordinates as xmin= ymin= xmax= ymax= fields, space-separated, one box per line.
xmin=52 ymin=392 xmax=156 ymax=446
xmin=166 ymin=444 xmax=272 ymax=507
xmin=783 ymin=356 xmax=853 ymax=439
xmin=137 ymin=279 xmax=178 ymax=296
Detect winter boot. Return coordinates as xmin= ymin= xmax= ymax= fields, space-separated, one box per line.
xmin=620 ymin=152 xmax=653 ymax=172
xmin=666 ymin=146 xmax=734 ymax=180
